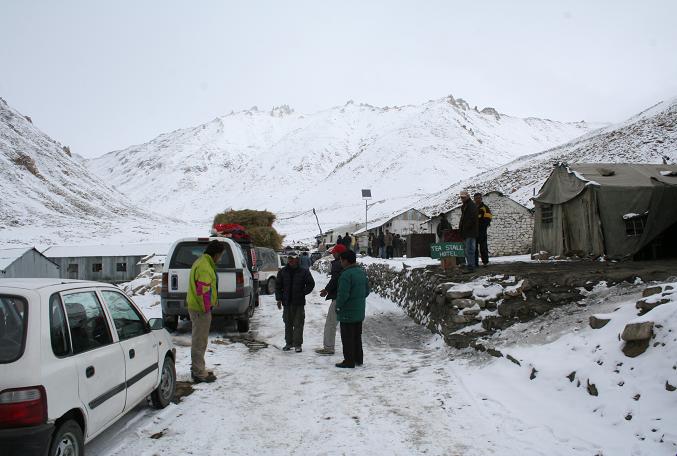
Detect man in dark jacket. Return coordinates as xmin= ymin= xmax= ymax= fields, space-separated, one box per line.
xmin=474 ymin=193 xmax=493 ymax=266
xmin=436 ymin=213 xmax=452 ymax=242
xmin=341 ymin=232 xmax=352 ymax=249
xmin=459 ymin=190 xmax=479 ymax=273
xmin=315 ymin=244 xmax=347 ymax=355
xmin=275 ymin=252 xmax=315 ymax=352
xmin=335 ymin=250 xmax=370 ymax=368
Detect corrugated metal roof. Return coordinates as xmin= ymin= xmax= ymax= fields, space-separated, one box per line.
xmin=0 ymin=248 xmax=31 ymax=271
xmin=42 ymin=243 xmax=170 ymax=258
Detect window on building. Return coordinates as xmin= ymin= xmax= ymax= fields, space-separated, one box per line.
xmin=92 ymin=263 xmax=102 ymax=273
xmin=625 ymin=214 xmax=647 ymax=237
xmin=116 ymin=262 xmax=127 ymax=272
xmin=62 ymin=291 xmax=113 ymax=354
xmin=541 ymin=205 xmax=554 ymax=224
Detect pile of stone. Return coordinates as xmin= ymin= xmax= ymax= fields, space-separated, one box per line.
xmin=434 ymin=281 xmax=505 ymax=325
xmin=589 ymin=283 xmax=675 ymax=358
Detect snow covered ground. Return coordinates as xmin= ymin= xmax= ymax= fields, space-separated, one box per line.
xmin=87 ymin=272 xmax=677 ymax=455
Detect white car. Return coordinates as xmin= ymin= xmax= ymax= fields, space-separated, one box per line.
xmin=254 ymin=247 xmax=282 ymax=295
xmin=0 ymin=279 xmax=176 ymax=456
xmin=161 ymin=237 xmax=256 ymax=333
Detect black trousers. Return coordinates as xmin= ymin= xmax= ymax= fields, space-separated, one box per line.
xmin=476 ymin=226 xmax=489 ymax=265
xmin=283 ymin=305 xmax=305 ymax=347
xmin=340 ymin=322 xmax=363 ymax=366
xmin=386 ymin=246 xmax=394 ymax=259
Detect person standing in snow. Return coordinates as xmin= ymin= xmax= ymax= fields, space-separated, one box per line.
xmin=315 ymin=244 xmax=347 ymax=355
xmin=299 ymin=251 xmax=311 ymax=269
xmin=436 ymin=212 xmax=452 ymax=242
xmin=342 ymin=232 xmax=353 ymax=250
xmin=385 ymin=230 xmax=394 ymax=259
xmin=275 ymin=252 xmax=315 ymax=352
xmin=459 ymin=190 xmax=479 ymax=273
xmin=336 ymin=235 xmax=343 ymax=248
xmin=371 ymin=233 xmax=379 ymax=258
xmin=378 ymin=231 xmax=386 ymax=258
xmin=335 ymin=250 xmax=370 ymax=368
xmin=186 ymin=240 xmax=224 ymax=383
xmin=474 ymin=193 xmax=493 ymax=266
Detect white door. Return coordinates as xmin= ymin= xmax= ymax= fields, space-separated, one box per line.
xmin=99 ymin=290 xmax=159 ymax=411
xmin=61 ymin=290 xmax=126 ymax=437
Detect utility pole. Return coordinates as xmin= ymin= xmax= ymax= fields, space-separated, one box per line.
xmin=362 ymin=189 xmax=372 ymax=234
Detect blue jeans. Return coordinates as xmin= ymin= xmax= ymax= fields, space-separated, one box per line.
xmin=379 ymin=246 xmax=386 ymax=259
xmin=464 ymin=238 xmax=477 ymax=270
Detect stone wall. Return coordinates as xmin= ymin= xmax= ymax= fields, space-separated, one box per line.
xmin=446 ymin=192 xmax=534 ymax=256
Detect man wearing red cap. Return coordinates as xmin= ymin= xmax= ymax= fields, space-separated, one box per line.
xmin=315 ymin=244 xmax=346 ymax=355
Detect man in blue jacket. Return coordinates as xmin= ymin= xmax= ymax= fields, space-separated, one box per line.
xmin=335 ymin=250 xmax=370 ymax=368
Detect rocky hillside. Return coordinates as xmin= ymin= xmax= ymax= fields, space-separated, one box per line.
xmin=419 ymin=96 xmax=677 ymax=213
xmin=0 ymin=97 xmax=186 ymax=247
xmin=87 ymin=95 xmax=600 ymax=237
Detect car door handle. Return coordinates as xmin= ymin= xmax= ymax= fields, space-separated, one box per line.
xmin=129 ymin=349 xmax=135 ymax=359
xmin=86 ymin=366 xmax=95 ymax=378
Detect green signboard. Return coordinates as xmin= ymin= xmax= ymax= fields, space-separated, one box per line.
xmin=430 ymin=242 xmax=465 ymax=259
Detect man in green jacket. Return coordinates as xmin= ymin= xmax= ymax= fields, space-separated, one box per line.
xmin=187 ymin=240 xmax=225 ymax=383
xmin=335 ymin=250 xmax=370 ymax=368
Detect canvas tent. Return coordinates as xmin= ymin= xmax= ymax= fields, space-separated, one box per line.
xmin=532 ymin=163 xmax=677 ymax=260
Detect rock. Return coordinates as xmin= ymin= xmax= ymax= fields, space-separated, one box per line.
xmin=636 ymin=298 xmax=670 ymax=315
xmin=506 ymin=354 xmax=521 ymax=366
xmin=452 ymin=314 xmax=474 ymax=324
xmin=587 ymin=380 xmax=598 ymax=396
xmin=666 ymin=381 xmax=676 ymax=392
xmin=481 ymin=316 xmax=511 ymax=331
xmin=624 ymin=413 xmax=632 ymax=421
xmin=462 ymin=307 xmax=481 ymax=316
xmin=447 ymin=285 xmax=473 ymax=299
xmin=566 ymin=371 xmax=576 ymax=382
xmin=435 ymin=282 xmax=455 ymax=294
xmin=621 ymin=321 xmax=654 ymax=341
xmin=642 ymin=286 xmax=663 ymax=297
xmin=531 ymin=251 xmax=550 ymax=261
xmin=503 ymin=282 xmax=524 ymax=298
xmin=529 ymin=368 xmax=538 ymax=380
xmin=435 ymin=294 xmax=446 ymax=306
xmin=451 ymin=298 xmax=475 ymax=309
xmin=633 ymin=394 xmax=641 ymax=401
xmin=622 ymin=339 xmax=650 ymax=358
xmin=589 ymin=315 xmax=610 ymax=329
xmin=486 ymin=348 xmax=503 ymax=358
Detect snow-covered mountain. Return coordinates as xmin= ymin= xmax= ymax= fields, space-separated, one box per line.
xmin=418 ymin=96 xmax=677 ymax=214
xmin=87 ymin=95 xmax=600 ymax=239
xmin=0 ymin=97 xmax=192 ymax=248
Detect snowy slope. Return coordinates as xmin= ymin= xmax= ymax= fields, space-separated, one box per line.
xmin=418 ymin=96 xmax=677 ymax=214
xmin=87 ymin=96 xmax=600 ymax=239
xmin=0 ymin=97 xmax=195 ymax=248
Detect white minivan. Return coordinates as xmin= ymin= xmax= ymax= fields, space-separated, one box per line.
xmin=161 ymin=237 xmax=255 ymax=333
xmin=0 ymin=279 xmax=176 ymax=456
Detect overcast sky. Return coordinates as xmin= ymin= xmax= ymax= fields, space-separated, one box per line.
xmin=2 ymin=0 xmax=676 ymax=158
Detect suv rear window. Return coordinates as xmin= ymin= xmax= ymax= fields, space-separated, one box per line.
xmin=0 ymin=296 xmax=28 ymax=363
xmin=169 ymin=242 xmax=235 ymax=269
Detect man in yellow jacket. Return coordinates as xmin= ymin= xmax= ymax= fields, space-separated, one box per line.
xmin=187 ymin=240 xmax=225 ymax=383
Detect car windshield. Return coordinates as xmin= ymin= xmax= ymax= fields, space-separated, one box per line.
xmin=169 ymin=242 xmax=235 ymax=269
xmin=0 ymin=295 xmax=28 ymax=363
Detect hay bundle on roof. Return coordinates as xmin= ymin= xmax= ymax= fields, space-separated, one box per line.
xmin=212 ymin=210 xmax=283 ymax=249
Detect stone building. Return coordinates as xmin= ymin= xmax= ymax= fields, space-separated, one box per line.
xmin=430 ymin=191 xmax=534 ymax=256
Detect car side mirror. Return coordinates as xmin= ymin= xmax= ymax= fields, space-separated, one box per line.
xmin=148 ymin=318 xmax=164 ymax=330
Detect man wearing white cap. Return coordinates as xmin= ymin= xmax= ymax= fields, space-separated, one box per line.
xmin=459 ymin=190 xmax=479 ymax=273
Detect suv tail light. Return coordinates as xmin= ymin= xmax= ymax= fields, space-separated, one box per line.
xmin=0 ymin=386 xmax=47 ymax=428
xmin=161 ymin=273 xmax=168 ymax=296
xmin=236 ymin=271 xmax=244 ymax=291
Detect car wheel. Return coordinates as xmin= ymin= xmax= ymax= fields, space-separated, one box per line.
xmin=266 ymin=277 xmax=276 ymax=295
xmin=163 ymin=313 xmax=178 ymax=332
xmin=236 ymin=318 xmax=250 ymax=333
xmin=150 ymin=356 xmax=176 ymax=409
xmin=49 ymin=419 xmax=83 ymax=456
